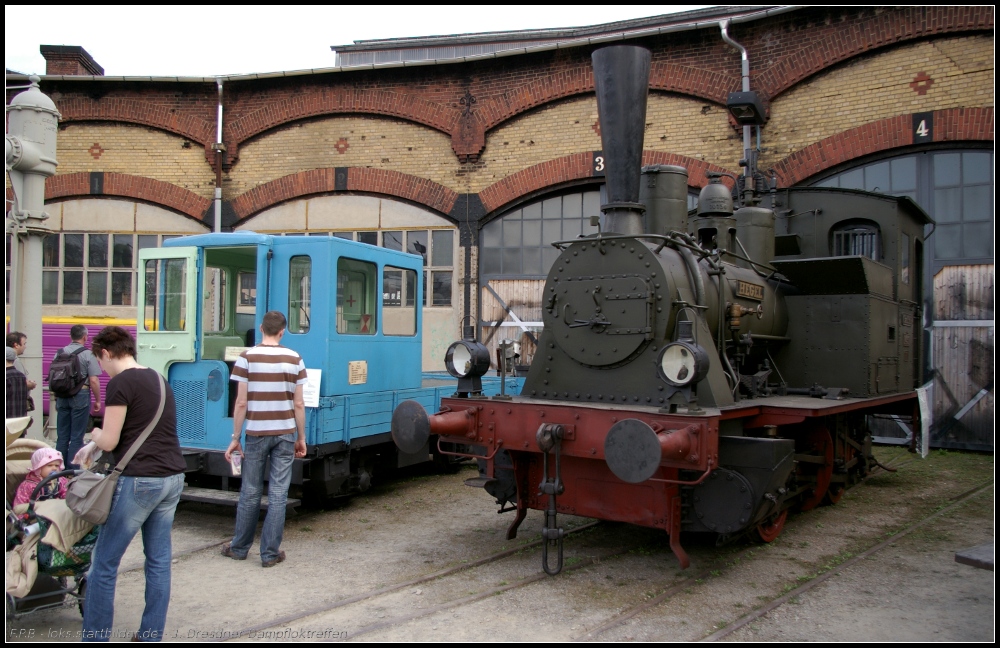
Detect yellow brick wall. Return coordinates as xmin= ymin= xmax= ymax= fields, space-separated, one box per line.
xmin=228 ymin=116 xmax=456 ymax=197
xmin=56 ymin=124 xmax=216 ymax=199
xmin=765 ymin=35 xmax=994 ymax=168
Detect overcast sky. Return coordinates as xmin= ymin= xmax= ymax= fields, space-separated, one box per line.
xmin=5 ymin=5 xmax=708 ymax=78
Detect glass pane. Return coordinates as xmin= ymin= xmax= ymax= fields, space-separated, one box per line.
xmin=383 ymin=266 xmax=417 ymax=335
xmin=160 ymin=235 xmax=180 ymax=244
xmin=864 ymin=161 xmax=890 ymax=193
xmin=111 ymin=272 xmax=132 ymax=306
xmin=890 ymin=156 xmax=917 ymax=191
xmin=963 ymin=151 xmax=992 ymax=185
xmin=112 ymin=234 xmax=133 ymax=268
xmin=933 ymin=153 xmax=961 ymax=187
xmin=933 ymin=187 xmax=961 ymax=223
xmin=88 ymin=234 xmax=108 ymax=267
xmin=64 ymin=234 xmax=83 ymax=267
xmin=583 ymin=191 xmax=602 ymax=221
xmin=502 ymin=248 xmax=521 ymax=275
xmin=814 ymin=177 xmax=839 ymax=188
xmin=481 ymin=247 xmax=501 ymax=277
xmin=382 ymin=231 xmax=403 ymax=251
xmin=431 ymin=230 xmax=453 ymax=267
xmin=838 ymin=168 xmax=864 ymax=190
xmin=43 ymin=234 xmax=60 ymax=267
xmin=358 ymin=231 xmax=377 ymax=246
xmin=542 ymin=197 xmax=562 ymax=219
xmin=934 ymin=224 xmax=961 ymax=259
xmin=542 ymin=219 xmax=561 ymax=245
xmin=542 ymin=246 xmax=561 ymax=273
xmin=505 ymin=207 xmax=522 ymax=222
xmin=383 ymin=268 xmax=402 ymax=306
xmin=962 ymin=185 xmax=992 ymax=222
xmin=407 ymin=230 xmax=428 ymax=264
xmin=422 ymin=271 xmax=428 ymax=307
xmin=203 ymin=267 xmax=227 ymax=333
xmin=162 ymin=258 xmax=188 ymax=331
xmin=137 ymin=235 xmax=159 ymax=251
xmin=143 ymin=261 xmax=157 ymax=329
xmin=63 ymin=271 xmax=83 ymax=304
xmin=87 ymin=271 xmax=107 ymax=305
xmin=522 ymin=248 xmax=542 ymax=276
xmin=333 ymin=232 xmax=353 ymax=240
xmin=481 ymin=221 xmax=501 ymax=248
xmin=405 ymin=270 xmax=416 ymax=307
xmin=431 ymin=271 xmax=452 ymax=307
xmin=900 ymin=233 xmax=910 ymax=285
xmin=522 ymin=219 xmax=541 ymax=247
xmin=563 ymin=217 xmax=583 ymax=239
xmin=337 ymin=258 xmax=376 ymax=335
xmin=239 ymin=272 xmax=257 ymax=306
xmin=288 ymin=256 xmax=311 ymax=334
xmin=562 ymin=193 xmax=582 ymax=220
xmin=42 ymin=271 xmax=59 ymax=304
xmin=503 ymin=220 xmax=521 ymax=247
xmin=964 ymin=222 xmax=993 ymax=258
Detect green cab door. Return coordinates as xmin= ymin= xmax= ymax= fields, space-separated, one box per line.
xmin=137 ymin=246 xmax=200 ymax=378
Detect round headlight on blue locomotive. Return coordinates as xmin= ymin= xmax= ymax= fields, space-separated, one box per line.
xmin=657 ymin=341 xmax=709 ymax=387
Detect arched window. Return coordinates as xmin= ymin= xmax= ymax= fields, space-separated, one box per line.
xmin=812 ymin=149 xmax=993 ymax=269
xmin=831 ymin=220 xmax=881 ymax=261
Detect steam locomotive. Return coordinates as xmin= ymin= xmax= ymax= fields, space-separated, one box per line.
xmin=391 ymin=45 xmax=929 ymax=573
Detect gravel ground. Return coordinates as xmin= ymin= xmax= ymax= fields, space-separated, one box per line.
xmin=5 ymin=447 xmax=994 ymax=643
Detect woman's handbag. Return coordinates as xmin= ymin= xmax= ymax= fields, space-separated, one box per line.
xmin=66 ymin=372 xmax=166 ymax=525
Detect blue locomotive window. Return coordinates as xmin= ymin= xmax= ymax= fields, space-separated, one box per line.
xmin=288 ymin=256 xmax=311 ymax=334
xmin=337 ymin=258 xmax=376 ymax=335
xmin=383 ymin=266 xmax=417 ymax=336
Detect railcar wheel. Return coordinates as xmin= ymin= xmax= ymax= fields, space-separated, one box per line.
xmin=796 ymin=424 xmax=833 ymax=511
xmin=825 ymin=484 xmax=846 ymax=505
xmin=753 ymin=509 xmax=788 ymax=543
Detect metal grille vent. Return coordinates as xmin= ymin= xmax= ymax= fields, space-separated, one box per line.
xmin=833 ymin=226 xmax=880 ymax=261
xmin=173 ymin=379 xmax=207 ymax=443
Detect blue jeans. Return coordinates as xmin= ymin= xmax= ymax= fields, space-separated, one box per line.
xmin=56 ymin=390 xmax=91 ymax=469
xmin=229 ymin=433 xmax=295 ymax=564
xmin=83 ymin=473 xmax=184 ymax=642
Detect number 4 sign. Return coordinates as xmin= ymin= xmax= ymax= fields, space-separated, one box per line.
xmin=913 ymin=112 xmax=933 ymax=143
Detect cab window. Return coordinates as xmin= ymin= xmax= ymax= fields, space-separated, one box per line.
xmin=337 ymin=258 xmax=376 ymax=335
xmin=288 ymin=256 xmax=311 ymax=334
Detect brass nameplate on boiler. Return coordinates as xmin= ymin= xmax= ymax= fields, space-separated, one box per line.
xmin=736 ymin=280 xmax=764 ymax=301
xmin=348 ymin=361 xmax=368 ymax=385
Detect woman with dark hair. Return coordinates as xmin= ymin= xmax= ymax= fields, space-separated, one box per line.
xmin=73 ymin=326 xmax=185 ymax=642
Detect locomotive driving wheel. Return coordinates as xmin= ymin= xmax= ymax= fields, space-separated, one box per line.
xmin=753 ymin=509 xmax=788 ymax=543
xmin=795 ymin=424 xmax=833 ymax=511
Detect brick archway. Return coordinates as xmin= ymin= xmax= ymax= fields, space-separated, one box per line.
xmin=772 ymin=108 xmax=994 ymax=186
xmin=45 ymin=172 xmax=212 ymax=221
xmin=479 ymin=151 xmax=732 ymax=215
xmin=229 ymin=168 xmax=460 ymax=222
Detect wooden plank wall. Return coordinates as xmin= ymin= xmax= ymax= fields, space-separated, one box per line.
xmin=479 ymin=279 xmax=544 ymax=368
xmin=930 ymin=264 xmax=995 ymax=449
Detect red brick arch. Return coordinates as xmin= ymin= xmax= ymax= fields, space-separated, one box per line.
xmin=479 ymin=151 xmax=732 ymax=214
xmin=56 ymin=97 xmax=215 ymax=145
xmin=229 ymin=168 xmax=459 ymax=221
xmin=226 ymin=89 xmax=458 ymax=147
xmin=772 ymin=108 xmax=994 ymax=186
xmin=757 ymin=7 xmax=994 ymax=99
xmin=45 ymin=172 xmax=212 ymax=221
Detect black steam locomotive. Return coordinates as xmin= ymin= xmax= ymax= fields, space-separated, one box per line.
xmin=392 ymin=45 xmax=929 ymax=573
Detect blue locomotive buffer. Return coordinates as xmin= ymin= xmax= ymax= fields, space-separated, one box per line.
xmin=137 ymin=233 xmax=519 ymax=499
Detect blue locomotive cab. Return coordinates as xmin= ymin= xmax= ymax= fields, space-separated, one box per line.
xmin=136 ymin=233 xmax=491 ymax=500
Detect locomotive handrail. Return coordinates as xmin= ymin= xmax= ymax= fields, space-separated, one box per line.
xmin=647 ymin=459 xmax=715 ymax=486
xmin=435 ymin=436 xmax=504 ymax=461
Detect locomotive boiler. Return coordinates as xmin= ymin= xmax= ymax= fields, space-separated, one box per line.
xmin=391 ymin=45 xmax=929 ymax=573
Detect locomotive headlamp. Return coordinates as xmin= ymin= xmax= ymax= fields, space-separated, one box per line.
xmin=657 ymin=341 xmax=710 ymax=388
xmin=444 ymin=340 xmax=491 ymax=396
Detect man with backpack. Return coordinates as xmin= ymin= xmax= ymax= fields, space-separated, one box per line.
xmin=50 ymin=324 xmax=102 ymax=469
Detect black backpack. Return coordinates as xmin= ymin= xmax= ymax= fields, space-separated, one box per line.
xmin=48 ymin=347 xmax=88 ymax=398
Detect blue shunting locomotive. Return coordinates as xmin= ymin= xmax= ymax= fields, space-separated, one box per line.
xmin=136 ymin=232 xmax=519 ymax=500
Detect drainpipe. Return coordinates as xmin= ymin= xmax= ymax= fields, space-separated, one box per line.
xmin=213 ymin=78 xmax=224 ymax=234
xmin=719 ymin=20 xmax=753 ymax=194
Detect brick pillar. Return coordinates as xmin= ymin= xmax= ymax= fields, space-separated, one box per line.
xmin=40 ymin=45 xmax=104 ymax=76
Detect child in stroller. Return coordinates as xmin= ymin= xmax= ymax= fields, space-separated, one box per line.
xmin=5 ymin=434 xmax=98 ymax=621
xmin=12 ymin=446 xmax=70 ymax=507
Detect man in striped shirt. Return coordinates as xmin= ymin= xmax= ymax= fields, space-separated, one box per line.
xmin=222 ymin=311 xmax=307 ymax=568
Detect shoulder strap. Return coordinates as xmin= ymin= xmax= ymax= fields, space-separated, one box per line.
xmin=112 ymin=372 xmax=167 ymax=473
xmin=70 ymin=347 xmax=86 ymax=357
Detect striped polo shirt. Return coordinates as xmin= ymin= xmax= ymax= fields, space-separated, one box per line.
xmin=231 ymin=344 xmax=308 ymax=436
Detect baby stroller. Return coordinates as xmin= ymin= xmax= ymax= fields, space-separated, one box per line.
xmin=5 ymin=430 xmax=99 ymax=621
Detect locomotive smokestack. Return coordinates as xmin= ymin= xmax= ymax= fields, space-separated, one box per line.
xmin=592 ymin=45 xmax=651 ymax=236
